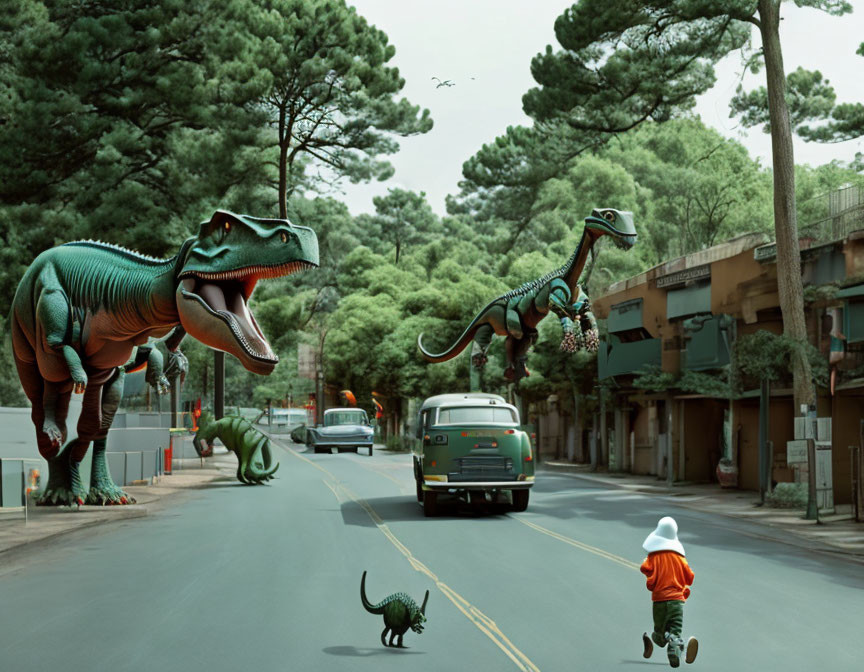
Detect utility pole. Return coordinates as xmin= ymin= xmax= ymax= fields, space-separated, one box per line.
xmin=315 ymin=329 xmax=328 ymax=426
xmin=214 ymin=350 xmax=225 ymax=420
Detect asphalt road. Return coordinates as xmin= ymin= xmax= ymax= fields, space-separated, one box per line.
xmin=1 ymin=438 xmax=862 ymax=672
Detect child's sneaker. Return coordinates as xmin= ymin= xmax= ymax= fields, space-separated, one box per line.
xmin=666 ymin=634 xmax=683 ymax=668
xmin=685 ymin=637 xmax=698 ymax=664
xmin=642 ymin=632 xmax=653 ymax=659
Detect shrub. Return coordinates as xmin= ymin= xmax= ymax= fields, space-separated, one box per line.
xmin=385 ymin=435 xmax=412 ymax=452
xmin=765 ymin=482 xmax=808 ymax=509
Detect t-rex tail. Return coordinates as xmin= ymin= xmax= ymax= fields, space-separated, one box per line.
xmin=361 ymin=571 xmax=385 ymax=615
xmin=417 ymin=303 xmax=495 ymax=363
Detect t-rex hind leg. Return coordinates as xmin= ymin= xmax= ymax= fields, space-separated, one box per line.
xmin=13 ymin=351 xmax=84 ymax=506
xmin=40 ymin=381 xmax=108 ymax=506
xmin=87 ymin=369 xmax=136 ymax=505
xmin=13 ymin=347 xmax=70 ymax=461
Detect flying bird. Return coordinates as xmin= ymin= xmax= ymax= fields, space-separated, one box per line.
xmin=432 ymin=77 xmax=455 ymax=88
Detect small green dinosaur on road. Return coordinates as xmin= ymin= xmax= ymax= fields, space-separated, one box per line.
xmin=361 ymin=571 xmax=429 ymax=648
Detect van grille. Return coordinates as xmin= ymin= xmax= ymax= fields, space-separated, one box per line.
xmin=449 ymin=456 xmax=515 ymax=482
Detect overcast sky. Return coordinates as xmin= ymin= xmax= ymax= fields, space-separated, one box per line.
xmin=337 ymin=0 xmax=864 ymax=216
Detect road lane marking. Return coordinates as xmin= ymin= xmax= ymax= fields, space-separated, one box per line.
xmin=515 ymin=517 xmax=640 ymax=571
xmin=280 ymin=441 xmax=540 ymax=672
xmin=322 ymin=479 xmax=345 ymax=504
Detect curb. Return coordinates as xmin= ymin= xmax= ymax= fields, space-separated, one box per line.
xmin=0 ymin=469 xmax=233 ymax=560
xmin=539 ymin=463 xmax=864 ymax=563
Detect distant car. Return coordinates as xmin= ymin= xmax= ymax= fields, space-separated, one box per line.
xmin=263 ymin=407 xmax=308 ymax=435
xmin=306 ymin=408 xmax=374 ymax=456
xmin=413 ymin=393 xmax=534 ymax=517
xmin=228 ymin=407 xmax=266 ymax=424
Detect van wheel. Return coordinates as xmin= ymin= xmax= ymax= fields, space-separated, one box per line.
xmin=511 ymin=489 xmax=529 ymax=512
xmin=415 ymin=477 xmax=423 ymax=502
xmin=423 ymin=491 xmax=439 ymax=517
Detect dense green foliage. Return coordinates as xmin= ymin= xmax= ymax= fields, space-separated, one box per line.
xmin=0 ymin=0 xmax=858 ymax=431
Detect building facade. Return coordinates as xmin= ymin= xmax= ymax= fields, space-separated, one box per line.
xmin=592 ymin=221 xmax=864 ymax=510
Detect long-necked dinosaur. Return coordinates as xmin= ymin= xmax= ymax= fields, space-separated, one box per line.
xmin=417 ymin=208 xmax=636 ymax=382
xmin=361 ymin=571 xmax=429 ymax=648
xmin=10 ymin=210 xmax=318 ymax=506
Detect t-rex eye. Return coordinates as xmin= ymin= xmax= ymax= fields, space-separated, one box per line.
xmin=603 ymin=211 xmax=615 ymax=222
xmin=224 ymin=222 xmax=231 ymax=232
xmin=280 ymin=231 xmax=289 ymax=243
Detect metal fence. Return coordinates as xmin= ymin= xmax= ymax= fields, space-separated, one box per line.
xmin=799 ymin=184 xmax=864 ymax=243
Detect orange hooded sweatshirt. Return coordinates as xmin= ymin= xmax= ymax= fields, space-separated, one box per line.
xmin=640 ymin=550 xmax=694 ymax=602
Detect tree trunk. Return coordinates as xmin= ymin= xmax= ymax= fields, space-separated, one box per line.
xmin=278 ymin=104 xmax=289 ymax=219
xmin=278 ymin=142 xmax=289 ymax=219
xmin=757 ymin=0 xmax=814 ymax=410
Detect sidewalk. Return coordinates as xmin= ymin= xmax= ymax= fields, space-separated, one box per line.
xmin=0 ymin=453 xmax=237 ymax=558
xmin=541 ymin=461 xmax=864 ymax=561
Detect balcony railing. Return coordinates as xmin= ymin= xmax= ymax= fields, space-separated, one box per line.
xmin=598 ymin=337 xmax=662 ymax=379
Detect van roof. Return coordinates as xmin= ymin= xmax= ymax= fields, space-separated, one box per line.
xmin=420 ymin=393 xmax=508 ymax=411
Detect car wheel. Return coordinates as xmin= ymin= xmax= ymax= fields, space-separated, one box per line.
xmin=352 ymin=447 xmax=359 ymax=454
xmin=423 ymin=490 xmax=438 ymax=517
xmin=511 ymin=489 xmax=529 ymax=512
xmin=415 ymin=476 xmax=423 ymax=503
xmin=367 ymin=445 xmax=373 ymax=457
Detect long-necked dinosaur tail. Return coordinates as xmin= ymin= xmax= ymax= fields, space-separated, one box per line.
xmin=417 ymin=320 xmax=484 ymax=363
xmin=361 ymin=571 xmax=384 ymax=615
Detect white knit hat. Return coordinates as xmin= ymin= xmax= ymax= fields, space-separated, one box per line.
xmin=643 ymin=516 xmax=685 ymax=556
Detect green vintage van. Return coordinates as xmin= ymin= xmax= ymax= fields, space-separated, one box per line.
xmin=412 ymin=393 xmax=534 ymax=517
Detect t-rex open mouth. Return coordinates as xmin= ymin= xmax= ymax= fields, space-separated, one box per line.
xmin=178 ymin=261 xmax=316 ymax=363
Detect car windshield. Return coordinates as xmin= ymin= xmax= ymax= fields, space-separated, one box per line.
xmin=435 ymin=406 xmax=517 ymax=425
xmin=325 ymin=411 xmax=367 ymax=426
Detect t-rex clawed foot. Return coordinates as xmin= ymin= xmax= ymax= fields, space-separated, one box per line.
xmin=87 ymin=439 xmax=136 ymax=505
xmin=87 ymin=484 xmax=135 ymax=506
xmin=37 ymin=445 xmax=87 ymax=506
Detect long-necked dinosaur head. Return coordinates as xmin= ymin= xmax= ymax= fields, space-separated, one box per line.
xmin=176 ymin=210 xmax=319 ymax=375
xmin=584 ymin=208 xmax=637 ymax=249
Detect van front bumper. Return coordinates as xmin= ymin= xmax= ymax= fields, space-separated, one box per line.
xmin=423 ymin=476 xmax=534 ymax=490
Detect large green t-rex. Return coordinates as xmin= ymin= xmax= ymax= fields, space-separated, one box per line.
xmin=10 ymin=210 xmax=318 ymax=506
xmin=417 ymin=208 xmax=636 ymax=382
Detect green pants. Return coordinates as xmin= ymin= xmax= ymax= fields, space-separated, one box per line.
xmin=651 ymin=600 xmax=684 ymax=646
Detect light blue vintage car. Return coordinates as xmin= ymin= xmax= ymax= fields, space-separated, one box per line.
xmin=306 ymin=408 xmax=375 ymax=456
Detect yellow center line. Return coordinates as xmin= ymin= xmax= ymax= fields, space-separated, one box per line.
xmin=281 ymin=441 xmax=540 ymax=672
xmin=515 ymin=517 xmax=640 ymax=571
xmin=321 ymin=478 xmax=345 ymax=504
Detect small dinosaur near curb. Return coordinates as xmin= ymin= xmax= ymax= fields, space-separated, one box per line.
xmin=417 ymin=208 xmax=636 ymax=384
xmin=361 ymin=571 xmax=429 ymax=648
xmin=193 ymin=411 xmax=278 ymax=484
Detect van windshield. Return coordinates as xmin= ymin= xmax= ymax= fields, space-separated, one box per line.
xmin=436 ymin=406 xmax=517 ymax=425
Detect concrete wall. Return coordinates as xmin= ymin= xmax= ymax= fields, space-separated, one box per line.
xmin=0 ymin=402 xmax=170 ymax=506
